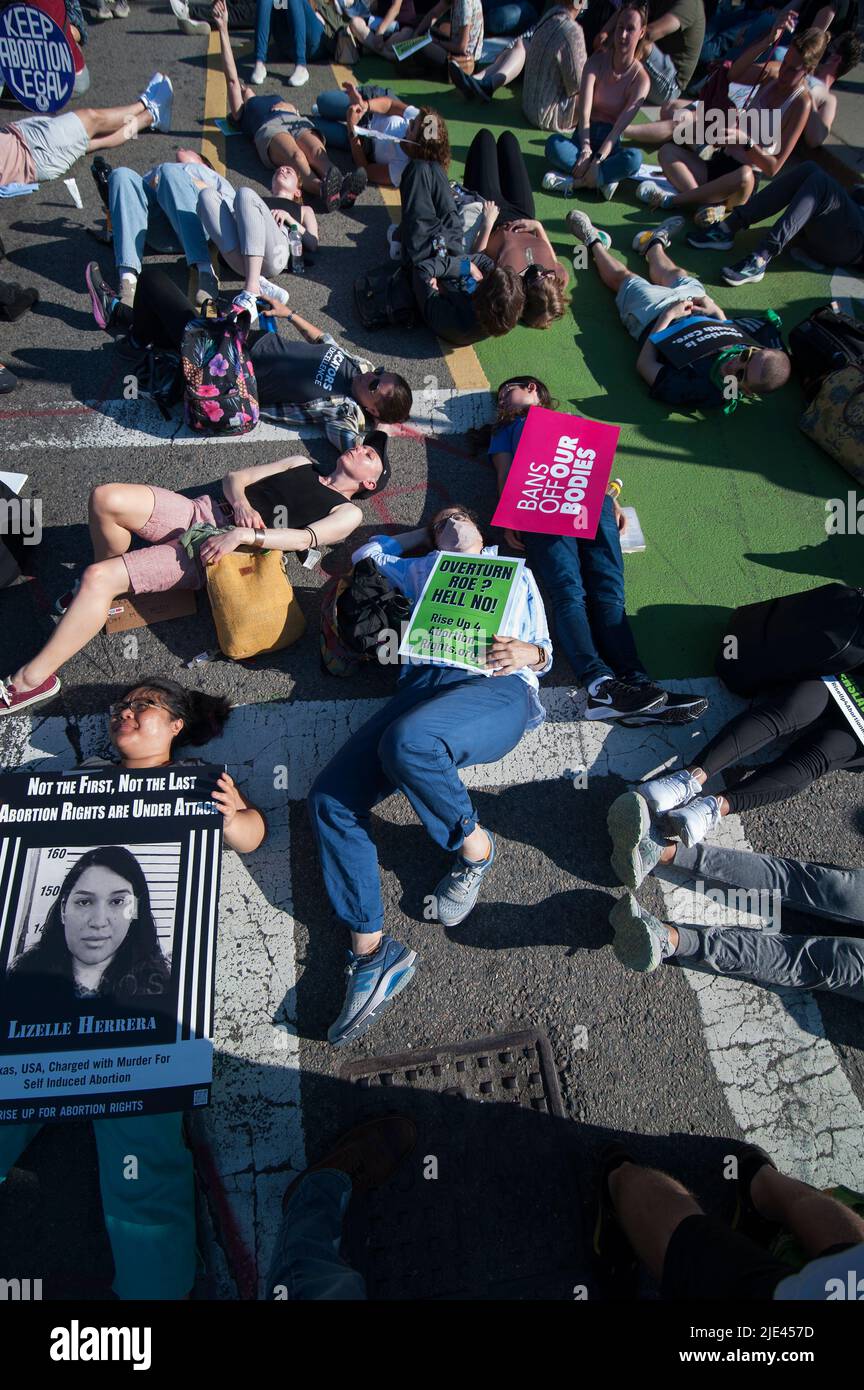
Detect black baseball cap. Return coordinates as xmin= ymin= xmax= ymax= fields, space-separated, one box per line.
xmin=364 ymin=429 xmax=391 ymax=492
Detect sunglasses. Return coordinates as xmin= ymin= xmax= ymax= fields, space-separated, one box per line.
xmin=523 ymin=265 xmax=556 ymax=286
xmin=731 ymin=346 xmax=757 ymax=389
xmin=109 ymin=698 xmax=174 ymax=719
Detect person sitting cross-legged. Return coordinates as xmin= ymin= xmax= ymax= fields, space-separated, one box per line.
xmin=568 ymin=210 xmax=791 ymax=411
xmin=307 ymin=507 xmax=552 ymax=1046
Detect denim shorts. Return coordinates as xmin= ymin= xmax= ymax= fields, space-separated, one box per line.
xmin=254 ymin=113 xmax=317 ymax=167
xmin=16 ymin=111 xmax=88 ymax=181
xmin=616 ymin=273 xmax=706 ymax=340
xmin=123 ymin=486 xmax=233 ymax=593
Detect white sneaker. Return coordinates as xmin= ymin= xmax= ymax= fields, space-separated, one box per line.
xmin=636 ymin=179 xmax=674 ymax=210
xmin=288 ymin=64 xmax=309 ymax=87
xmin=250 ymin=61 xmax=267 ymax=84
xmin=631 ymin=216 xmax=685 ymax=255
xmin=259 ymin=275 xmax=289 ymax=305
xmin=637 ymin=768 xmax=703 ymax=816
xmin=600 ymin=179 xmax=619 ymax=201
xmin=542 ymin=170 xmax=573 ymax=196
xmin=231 ymin=290 xmax=259 ymax=326
xmin=664 ymin=795 xmax=722 ymax=848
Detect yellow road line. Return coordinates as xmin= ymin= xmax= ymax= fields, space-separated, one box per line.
xmin=203 ymin=29 xmax=229 ymax=176
xmin=330 ymin=63 xmax=488 ymax=392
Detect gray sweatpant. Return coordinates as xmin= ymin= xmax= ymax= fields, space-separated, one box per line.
xmin=670 ymin=843 xmax=864 ymax=1003
xmin=197 ymin=184 xmax=290 ymax=276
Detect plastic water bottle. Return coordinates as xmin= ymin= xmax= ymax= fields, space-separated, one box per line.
xmin=288 ymin=225 xmax=304 ymax=275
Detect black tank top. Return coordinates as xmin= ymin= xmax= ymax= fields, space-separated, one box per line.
xmin=244 ymin=464 xmax=344 ymax=530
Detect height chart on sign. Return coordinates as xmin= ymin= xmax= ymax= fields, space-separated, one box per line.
xmin=0 ymin=765 xmax=223 ymax=1125
xmin=0 ymin=3 xmax=75 ymax=113
xmin=492 ymin=407 xmax=619 ymax=541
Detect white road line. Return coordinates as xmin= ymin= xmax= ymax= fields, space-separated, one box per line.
xmin=4 ymin=678 xmax=864 ymax=1284
xmin=0 ymin=390 xmax=494 ymax=453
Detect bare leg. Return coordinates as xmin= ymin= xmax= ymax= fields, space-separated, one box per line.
xmin=89 ymin=483 xmax=157 ymax=561
xmin=750 ymin=1165 xmax=864 ymax=1258
xmin=683 ymin=764 xmax=731 ymax=817
xmin=12 ymin=558 xmax=131 ymax=690
xmin=476 ymin=36 xmax=526 ymax=88
xmin=267 ymin=133 xmax=321 ymax=198
xmin=590 ymin=242 xmax=636 ymax=295
xmin=659 ymin=141 xmax=756 ymax=208
xmin=77 ymin=101 xmax=150 ymax=139
xmin=87 ymin=108 xmax=155 ymax=152
xmin=244 ymin=252 xmax=264 ymax=297
xmin=624 ymin=116 xmax=677 ymax=144
xmin=608 ymin=1161 xmax=704 ymax=1281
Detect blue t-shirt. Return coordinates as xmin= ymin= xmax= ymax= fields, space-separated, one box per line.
xmin=488 ymin=415 xmax=526 ymax=460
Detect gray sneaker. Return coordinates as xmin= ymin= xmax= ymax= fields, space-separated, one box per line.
xmin=566 ymin=209 xmax=611 ymax=249
xmin=433 ymin=830 xmax=496 ymax=927
xmin=607 ymin=792 xmax=664 ymax=890
xmin=610 ymin=893 xmax=675 ymax=973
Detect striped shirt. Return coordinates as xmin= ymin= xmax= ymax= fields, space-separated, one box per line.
xmin=522 ymin=7 xmax=588 ymax=134
xmin=257 ymin=333 xmax=373 ymax=453
xmin=354 ymin=535 xmax=553 ymax=728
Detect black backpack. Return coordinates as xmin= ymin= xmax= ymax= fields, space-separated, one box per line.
xmin=716 ymin=583 xmax=864 ymax=696
xmin=337 ymin=558 xmax=412 ymax=655
xmin=789 ymin=306 xmax=864 ymax=401
xmin=354 ymin=266 xmax=417 ymax=332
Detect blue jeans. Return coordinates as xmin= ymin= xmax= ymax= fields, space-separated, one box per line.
xmin=483 ymin=0 xmax=537 ymax=36
xmin=701 ymin=8 xmax=777 ymax=65
xmin=643 ymin=42 xmax=681 ymax=103
xmin=308 ymin=664 xmax=534 ymax=935
xmin=314 ymin=85 xmax=395 ymax=147
xmin=256 ymin=0 xmax=327 ymax=64
xmin=524 ymin=495 xmax=646 ymax=689
xmin=545 ymin=122 xmax=642 ymax=190
xmin=0 ymin=1112 xmax=195 ymax=1299
xmin=109 ymin=165 xmax=211 ymax=275
xmin=266 ymin=1171 xmax=366 ymax=1300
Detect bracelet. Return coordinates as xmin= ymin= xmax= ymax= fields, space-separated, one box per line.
xmin=252 ymin=527 xmax=267 ymax=549
xmin=533 ymin=644 xmax=546 ymax=671
xmin=286 ymin=309 xmax=294 ymax=323
xmin=306 ymin=525 xmax=319 ymax=550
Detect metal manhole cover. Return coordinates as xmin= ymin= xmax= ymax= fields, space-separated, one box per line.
xmin=339 ymin=1029 xmax=583 ymax=1300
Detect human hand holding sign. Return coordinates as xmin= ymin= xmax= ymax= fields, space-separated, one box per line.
xmin=486 ymin=635 xmax=542 ymax=675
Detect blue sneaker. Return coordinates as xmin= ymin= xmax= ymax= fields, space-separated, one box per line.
xmin=139 ymin=72 xmax=174 ymax=132
xmin=328 ymin=935 xmax=417 ymax=1047
xmin=433 ymin=829 xmax=495 ymax=927
xmin=610 ymin=893 xmax=675 ymax=973
xmin=721 ymin=252 xmax=768 ymax=286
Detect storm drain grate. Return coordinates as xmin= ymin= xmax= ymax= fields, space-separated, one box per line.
xmin=339 ymin=1029 xmax=584 ymax=1300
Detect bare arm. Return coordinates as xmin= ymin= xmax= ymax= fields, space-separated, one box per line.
xmin=598 ymin=74 xmax=651 ymax=155
xmin=233 ymin=501 xmax=364 ymax=551
xmin=576 ymin=63 xmax=597 ymax=150
xmin=746 ymin=92 xmax=810 ymax=174
xmin=213 ymin=0 xmax=245 ymax=122
xmin=636 ymin=337 xmax=663 ymax=386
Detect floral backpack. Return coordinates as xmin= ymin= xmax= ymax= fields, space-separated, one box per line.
xmin=180 ymin=308 xmax=259 ymax=435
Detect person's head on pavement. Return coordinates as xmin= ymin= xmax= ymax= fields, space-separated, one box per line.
xmin=495 ymin=375 xmax=555 ymax=424
xmin=176 ymin=147 xmax=214 ymax=168
xmin=428 ymin=505 xmax=485 ymax=555
xmin=820 ymin=30 xmax=861 ymax=80
xmin=474 ymin=266 xmax=525 ymax=338
xmin=402 ymin=107 xmax=450 ymax=168
xmin=352 ymin=369 xmax=413 ymax=425
xmin=333 ymin=436 xmax=389 ymax=497
xmin=109 ymin=678 xmax=232 ymax=764
xmin=271 ymin=164 xmax=303 ymax=204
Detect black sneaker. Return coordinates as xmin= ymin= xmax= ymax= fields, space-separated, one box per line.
xmin=584 ymin=678 xmax=668 ymax=720
xmin=616 ymin=692 xmax=709 ymax=727
xmin=321 ymin=164 xmax=342 ymax=214
xmin=686 ymin=220 xmax=735 ymax=251
xmin=85 ymin=261 xmax=118 ymax=330
xmin=593 ymin=1142 xmax=640 ymax=1298
xmin=340 ymin=166 xmax=367 ymax=209
xmin=90 ymin=154 xmax=112 ymax=210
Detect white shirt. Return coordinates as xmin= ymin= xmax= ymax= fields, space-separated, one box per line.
xmin=369 ymin=106 xmax=419 ymax=188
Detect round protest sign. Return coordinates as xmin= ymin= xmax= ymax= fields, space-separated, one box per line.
xmin=0 ymin=3 xmax=75 ymax=113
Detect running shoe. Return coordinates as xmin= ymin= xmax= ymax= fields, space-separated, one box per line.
xmin=663 ymin=793 xmax=722 ymax=847
xmin=584 ymin=677 xmax=667 ymax=720
xmin=543 ymin=170 xmax=575 ymax=196
xmin=607 ymin=792 xmax=665 ymax=891
xmin=636 ymin=768 xmax=702 ymax=816
xmin=170 ymin=0 xmax=210 ymax=33
xmin=686 ymin=219 xmax=735 ymax=251
xmin=321 ymin=164 xmax=342 ymax=213
xmin=693 ymin=202 xmax=727 ymax=229
xmin=599 ymin=179 xmax=619 ymax=201
xmin=566 ymin=209 xmax=611 ymax=248
xmin=85 ymin=261 xmax=118 ymax=329
xmin=231 ymin=290 xmax=258 ymax=326
xmin=139 ymin=73 xmax=174 ymax=132
xmin=432 ymin=830 xmax=496 ymax=927
xmin=340 ymin=166 xmax=368 ymax=209
xmin=0 ymin=674 xmax=61 ymax=717
xmin=288 ymin=64 xmax=310 ymax=87
xmin=328 ymin=935 xmax=417 ymax=1046
xmin=0 ymin=366 xmax=18 ymax=394
xmin=635 ymin=179 xmax=674 ymax=209
xmin=609 ymin=893 xmax=676 ymax=972
xmin=721 ymin=252 xmax=768 ymax=285
xmin=615 ymin=691 xmax=709 ymax=727
xmin=631 ymin=215 xmax=684 ymax=255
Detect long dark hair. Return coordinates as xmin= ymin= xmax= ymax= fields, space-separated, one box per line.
xmin=494 ymin=375 xmax=557 ymax=425
xmin=116 ymin=677 xmax=232 ymax=752
xmin=11 ymin=846 xmax=170 ymax=1000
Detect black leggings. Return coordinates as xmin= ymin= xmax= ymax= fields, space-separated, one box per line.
xmin=113 ymin=266 xmax=196 ymax=351
xmin=698 ymin=679 xmax=861 ymax=812
xmin=463 ymin=128 xmax=535 ymax=226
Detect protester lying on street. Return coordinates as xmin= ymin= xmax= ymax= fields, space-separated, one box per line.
xmin=604 ymin=670 xmax=864 ymax=861
xmin=448 ymin=0 xmax=587 ymax=126
xmin=197 ymin=179 xmax=318 ymax=311
xmin=607 ymin=820 xmax=864 ymax=1001
xmin=636 ymin=22 xmax=826 ymax=222
xmin=399 ymin=142 xmax=526 ymax=345
xmin=595 ymin=0 xmax=704 ymax=104
xmin=249 ymin=0 xmax=333 ymax=87
xmin=488 ymin=375 xmax=709 ymax=723
xmin=542 ymin=3 xmax=648 ymax=199
xmin=462 ymin=129 xmax=569 ymax=327
xmin=0 ymin=438 xmax=393 ymax=718
xmin=106 ymin=151 xmax=307 ymax=310
xmin=312 ymin=83 xmax=426 ymax=189
xmin=308 ymin=506 xmax=552 ymax=1046
xmin=0 ymin=73 xmax=173 ymax=190
xmin=568 ymin=212 xmax=791 ymax=409
xmin=87 ymin=260 xmax=412 ymax=427
xmin=0 ymin=678 xmax=265 ymax=1299
xmin=266 ymin=1115 xmax=417 ymax=1299
xmin=594 ymin=1141 xmax=864 ymax=1299
xmin=214 ymin=0 xmax=365 ymax=211
xmin=687 ymin=160 xmax=864 ymax=282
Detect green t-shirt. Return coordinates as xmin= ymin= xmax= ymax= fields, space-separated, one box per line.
xmin=656 ymin=0 xmax=705 ymax=90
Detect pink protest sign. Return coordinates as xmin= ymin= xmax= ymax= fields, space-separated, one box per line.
xmin=491 ymin=407 xmax=619 ymax=540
